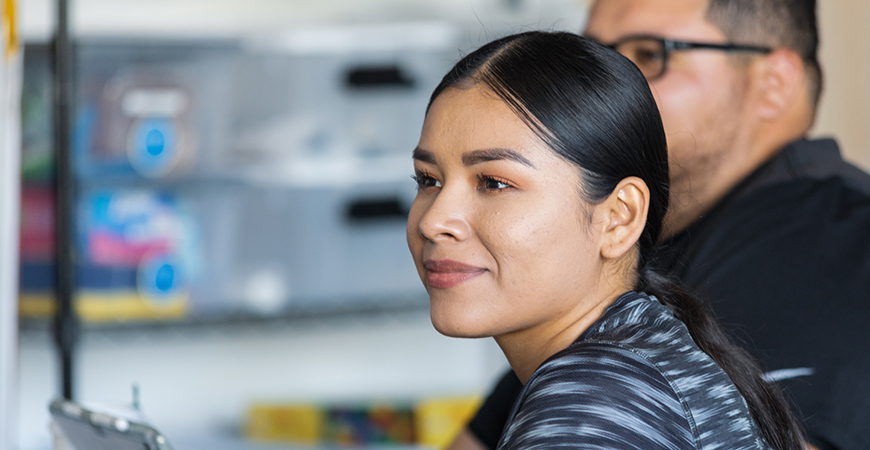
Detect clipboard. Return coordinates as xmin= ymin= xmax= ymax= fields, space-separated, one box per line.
xmin=49 ymin=399 xmax=175 ymax=450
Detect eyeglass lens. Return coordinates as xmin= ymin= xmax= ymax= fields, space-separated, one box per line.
xmin=612 ymin=38 xmax=666 ymax=80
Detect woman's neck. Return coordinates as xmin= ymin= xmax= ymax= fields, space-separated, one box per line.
xmin=495 ymin=287 xmax=627 ymax=384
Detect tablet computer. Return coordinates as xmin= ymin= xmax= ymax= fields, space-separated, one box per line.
xmin=49 ymin=399 xmax=175 ymax=450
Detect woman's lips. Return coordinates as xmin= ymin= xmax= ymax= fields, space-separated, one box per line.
xmin=423 ymin=259 xmax=486 ymax=289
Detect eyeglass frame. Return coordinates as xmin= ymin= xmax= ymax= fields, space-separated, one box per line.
xmin=592 ymin=34 xmax=774 ymax=81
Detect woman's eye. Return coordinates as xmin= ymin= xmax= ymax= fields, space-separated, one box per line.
xmin=478 ymin=175 xmax=513 ymax=192
xmin=412 ymin=173 xmax=441 ymax=190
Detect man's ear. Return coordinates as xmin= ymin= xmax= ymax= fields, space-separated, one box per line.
xmin=753 ymin=48 xmax=805 ymax=120
xmin=599 ymin=177 xmax=650 ymax=260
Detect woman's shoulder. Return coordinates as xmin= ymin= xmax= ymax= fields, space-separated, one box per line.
xmin=501 ymin=343 xmax=696 ymax=449
xmin=531 ymin=340 xmax=679 ymax=398
xmin=528 ymin=341 xmax=689 ymax=425
xmin=578 ymin=293 xmax=727 ymax=394
xmin=580 ymin=305 xmax=766 ymax=447
xmin=498 ymin=307 xmax=769 ymax=449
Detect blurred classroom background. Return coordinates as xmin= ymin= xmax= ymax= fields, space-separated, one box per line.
xmin=8 ymin=0 xmax=869 ymax=449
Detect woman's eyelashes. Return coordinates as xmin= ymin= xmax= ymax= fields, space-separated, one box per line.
xmin=412 ymin=171 xmax=441 ymax=190
xmin=477 ymin=174 xmax=514 ymax=192
xmin=412 ymin=170 xmax=515 ymax=193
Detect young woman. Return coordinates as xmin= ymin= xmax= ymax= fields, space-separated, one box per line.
xmin=406 ymin=31 xmax=805 ymax=449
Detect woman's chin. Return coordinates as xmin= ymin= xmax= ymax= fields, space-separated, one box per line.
xmin=430 ymin=310 xmax=492 ymax=339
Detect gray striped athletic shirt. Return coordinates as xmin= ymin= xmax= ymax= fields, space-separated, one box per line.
xmin=497 ymin=291 xmax=770 ymax=450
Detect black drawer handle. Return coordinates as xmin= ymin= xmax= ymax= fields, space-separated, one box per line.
xmin=346 ymin=197 xmax=408 ymax=222
xmin=345 ymin=65 xmax=415 ymax=89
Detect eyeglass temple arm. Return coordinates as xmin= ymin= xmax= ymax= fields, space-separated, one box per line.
xmin=665 ymin=39 xmax=772 ymax=54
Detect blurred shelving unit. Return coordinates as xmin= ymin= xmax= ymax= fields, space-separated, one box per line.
xmin=19 ymin=19 xmax=441 ymax=330
xmin=17 ymin=0 xmax=586 ymax=329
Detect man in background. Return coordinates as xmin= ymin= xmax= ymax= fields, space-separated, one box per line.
xmin=448 ymin=1 xmax=870 ymax=449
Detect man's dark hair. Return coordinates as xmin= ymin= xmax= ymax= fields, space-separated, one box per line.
xmin=706 ymin=0 xmax=822 ymax=110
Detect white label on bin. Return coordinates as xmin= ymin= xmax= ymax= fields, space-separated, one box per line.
xmin=122 ymin=88 xmax=189 ymax=117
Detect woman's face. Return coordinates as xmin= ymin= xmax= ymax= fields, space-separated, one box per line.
xmin=407 ymin=85 xmax=609 ymax=340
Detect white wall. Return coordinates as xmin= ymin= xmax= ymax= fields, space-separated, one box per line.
xmin=811 ymin=0 xmax=870 ymax=169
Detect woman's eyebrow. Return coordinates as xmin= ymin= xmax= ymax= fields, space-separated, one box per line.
xmin=462 ymin=148 xmax=536 ymax=169
xmin=412 ymin=146 xmax=536 ymax=169
xmin=412 ymin=147 xmax=436 ymax=164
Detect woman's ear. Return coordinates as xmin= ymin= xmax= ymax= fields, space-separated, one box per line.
xmin=598 ymin=177 xmax=649 ymax=260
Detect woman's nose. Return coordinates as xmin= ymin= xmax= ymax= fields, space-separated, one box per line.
xmin=416 ymin=186 xmax=473 ymax=243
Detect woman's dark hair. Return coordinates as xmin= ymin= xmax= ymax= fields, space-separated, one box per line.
xmin=427 ymin=31 xmax=805 ymax=449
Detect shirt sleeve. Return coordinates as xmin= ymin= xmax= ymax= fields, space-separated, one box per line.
xmin=468 ymin=369 xmax=524 ymax=450
xmin=499 ymin=343 xmax=696 ymax=450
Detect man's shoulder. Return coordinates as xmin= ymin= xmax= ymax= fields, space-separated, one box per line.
xmin=715 ymin=137 xmax=870 ymax=226
xmin=671 ymin=138 xmax=870 ymax=273
xmin=778 ymin=138 xmax=870 ymax=195
xmin=660 ymin=138 xmax=870 ymax=277
xmin=685 ymin=175 xmax=870 ymax=283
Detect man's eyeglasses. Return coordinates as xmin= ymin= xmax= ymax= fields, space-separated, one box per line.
xmin=595 ymin=35 xmax=773 ymax=81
